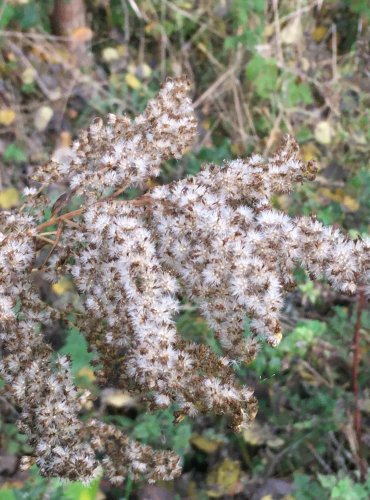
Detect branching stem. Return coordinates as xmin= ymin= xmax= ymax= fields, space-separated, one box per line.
xmin=352 ymin=285 xmax=367 ymax=481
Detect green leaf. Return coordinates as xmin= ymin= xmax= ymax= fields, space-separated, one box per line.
xmin=0 ymin=5 xmax=15 ymax=28
xmin=3 ymin=143 xmax=27 ymax=164
xmin=318 ymin=473 xmax=337 ymax=490
xmin=63 ymin=476 xmax=101 ymax=500
xmin=245 ymin=54 xmax=278 ymax=99
xmin=280 ymin=320 xmax=326 ymax=356
xmin=0 ymin=489 xmax=16 ymax=500
xmin=59 ymin=328 xmax=95 ymax=376
xmin=15 ymin=3 xmax=41 ymax=30
xmin=172 ymin=421 xmax=192 ymax=456
xmin=284 ymin=77 xmax=313 ymax=106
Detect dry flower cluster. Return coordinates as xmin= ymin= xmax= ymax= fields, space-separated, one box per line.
xmin=0 ymin=78 xmax=369 ymax=485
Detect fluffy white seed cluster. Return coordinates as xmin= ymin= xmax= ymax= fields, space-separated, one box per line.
xmin=0 ymin=214 xmax=98 ymax=480
xmin=68 ymin=201 xmax=256 ymax=432
xmin=34 ymin=77 xmax=197 ymax=202
xmin=1 ymin=77 xmax=369 ymax=484
xmin=148 ymin=137 xmax=369 ymax=360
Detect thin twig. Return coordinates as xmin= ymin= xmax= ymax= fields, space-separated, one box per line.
xmin=0 ymin=29 xmax=71 ymax=41
xmin=193 ymin=66 xmax=236 ymax=109
xmin=306 ymin=442 xmax=333 ymax=474
xmin=352 ymin=285 xmax=367 ymax=481
xmin=36 ymin=207 xmax=85 ymax=232
xmin=6 ymin=40 xmax=60 ymax=101
xmin=331 ymin=23 xmax=338 ymax=82
xmin=40 ymin=222 xmax=63 ymax=269
xmin=272 ymin=0 xmax=284 ymax=67
xmin=35 ymin=234 xmax=57 ymax=245
xmin=35 ymin=193 xmax=154 ymax=232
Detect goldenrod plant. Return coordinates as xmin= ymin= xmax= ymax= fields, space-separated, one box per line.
xmin=1 ymin=78 xmax=369 ymax=485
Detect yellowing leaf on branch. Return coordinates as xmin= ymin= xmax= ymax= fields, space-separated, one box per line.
xmin=77 ymin=367 xmax=96 ymax=382
xmin=125 ymin=73 xmax=141 ymax=90
xmin=342 ymin=195 xmax=360 ymax=212
xmin=102 ymin=389 xmax=137 ymax=409
xmin=207 ymin=459 xmax=241 ymax=498
xmin=139 ymin=63 xmax=152 ymax=78
xmin=300 ymin=142 xmax=320 ymax=162
xmin=52 ymin=277 xmax=74 ymax=296
xmin=0 ymin=187 xmax=20 ymax=209
xmin=243 ymin=420 xmax=284 ymax=448
xmin=319 ymin=188 xmax=360 ymax=212
xmin=314 ymin=121 xmax=333 ymax=145
xmin=280 ymin=17 xmax=302 ymax=45
xmin=102 ymin=47 xmax=120 ymax=62
xmin=311 ymin=26 xmax=328 ymax=43
xmin=34 ymin=106 xmax=54 ymax=132
xmin=21 ymin=67 xmax=36 ymax=84
xmin=144 ymin=21 xmax=159 ymax=35
xmin=0 ymin=108 xmax=16 ymax=126
xmin=190 ymin=434 xmax=221 ymax=453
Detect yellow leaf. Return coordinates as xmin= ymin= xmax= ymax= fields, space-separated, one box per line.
xmin=52 ymin=277 xmax=73 ymax=296
xmin=145 ymin=21 xmax=158 ymax=34
xmin=116 ymin=44 xmax=127 ymax=57
xmin=0 ymin=187 xmax=20 ymax=209
xmin=266 ymin=436 xmax=285 ymax=449
xmin=261 ymin=496 xmax=273 ymax=500
xmin=242 ymin=420 xmax=266 ymax=446
xmin=280 ymin=17 xmax=302 ymax=45
xmin=264 ymin=24 xmax=275 ymax=38
xmin=0 ymin=108 xmax=16 ymax=126
xmin=353 ymin=132 xmax=367 ymax=145
xmin=102 ymin=47 xmax=119 ymax=62
xmin=301 ymin=57 xmax=310 ymax=71
xmin=125 ymin=73 xmax=141 ymax=90
xmin=314 ymin=121 xmax=333 ymax=145
xmin=319 ymin=188 xmax=360 ymax=212
xmin=243 ymin=420 xmax=283 ymax=448
xmin=140 ymin=63 xmax=152 ymax=78
xmin=190 ymin=434 xmax=221 ymax=453
xmin=202 ymin=119 xmax=211 ymax=130
xmin=296 ymin=361 xmax=319 ymax=386
xmin=146 ymin=179 xmax=159 ymax=188
xmin=34 ymin=106 xmax=53 ymax=132
xmin=21 ymin=67 xmax=36 ymax=84
xmin=77 ymin=367 xmax=96 ymax=382
xmin=103 ymin=390 xmax=136 ymax=408
xmin=300 ymin=142 xmax=320 ymax=162
xmin=207 ymin=459 xmax=241 ymax=498
xmin=59 ymin=131 xmax=72 ymax=148
xmin=71 ymin=26 xmax=93 ymax=43
xmin=311 ymin=26 xmax=328 ymax=43
xmin=179 ymin=2 xmax=193 ymax=8
xmin=319 ymin=187 xmax=342 ymax=203
xmin=173 ymin=411 xmax=186 ymax=424
xmin=231 ymin=143 xmax=245 ymax=156
xmin=342 ymin=195 xmax=360 ymax=212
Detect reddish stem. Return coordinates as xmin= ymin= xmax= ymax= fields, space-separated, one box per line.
xmin=352 ymin=285 xmax=367 ymax=481
xmin=35 ymin=194 xmax=154 ymax=232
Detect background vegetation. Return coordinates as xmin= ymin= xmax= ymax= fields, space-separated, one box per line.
xmin=0 ymin=0 xmax=369 ymax=498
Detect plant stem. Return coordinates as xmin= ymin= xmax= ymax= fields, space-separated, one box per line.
xmin=352 ymin=285 xmax=367 ymax=481
xmin=35 ymin=194 xmax=154 ymax=232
